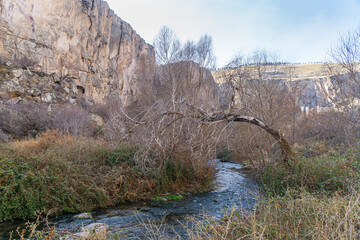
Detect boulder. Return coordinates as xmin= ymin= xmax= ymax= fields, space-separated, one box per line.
xmin=91 ymin=114 xmax=104 ymax=127
xmin=73 ymin=212 xmax=93 ymax=220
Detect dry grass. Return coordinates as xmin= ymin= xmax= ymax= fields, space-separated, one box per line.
xmin=0 ymin=130 xmax=214 ymax=222
xmin=139 ymin=143 xmax=360 ymax=240
xmin=140 ymin=189 xmax=360 ymax=240
xmin=185 ymin=189 xmax=360 ymax=240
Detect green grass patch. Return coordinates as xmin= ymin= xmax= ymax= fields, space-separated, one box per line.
xmin=153 ymin=194 xmax=183 ymax=201
xmin=165 ymin=194 xmax=183 ymax=201
xmin=153 ymin=196 xmax=164 ymax=201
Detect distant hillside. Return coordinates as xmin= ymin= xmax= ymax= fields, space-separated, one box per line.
xmin=212 ymin=63 xmax=359 ymax=113
xmin=213 ymin=63 xmax=347 ymax=83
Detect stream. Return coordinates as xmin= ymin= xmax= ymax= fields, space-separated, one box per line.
xmin=0 ymin=160 xmax=259 ymax=239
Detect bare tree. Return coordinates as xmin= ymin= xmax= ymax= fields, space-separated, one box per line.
xmin=330 ymin=27 xmax=360 ymax=101
xmin=285 ymin=65 xmax=302 ymax=143
xmin=153 ymin=27 xmax=216 ymax=70
xmin=325 ymin=26 xmax=360 ymax=144
xmin=153 ymin=26 xmax=181 ymax=65
xmin=153 ymin=28 xmax=219 ymax=112
xmin=178 ymin=40 xmax=197 ymax=62
xmin=52 ymin=104 xmax=96 ymax=137
xmin=196 ymin=34 xmax=216 ymax=70
xmin=152 ymin=30 xmax=295 ymax=165
xmin=222 ymin=50 xmax=291 ymax=125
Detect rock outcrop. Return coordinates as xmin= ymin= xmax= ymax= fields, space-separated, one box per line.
xmin=0 ymin=0 xmax=155 ymax=106
xmin=0 ymin=64 xmax=87 ymax=103
xmin=213 ymin=63 xmax=358 ymax=114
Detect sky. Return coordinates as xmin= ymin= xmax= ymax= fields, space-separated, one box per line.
xmin=105 ymin=0 xmax=360 ymax=67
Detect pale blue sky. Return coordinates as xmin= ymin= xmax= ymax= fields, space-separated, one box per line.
xmin=105 ymin=0 xmax=360 ymax=67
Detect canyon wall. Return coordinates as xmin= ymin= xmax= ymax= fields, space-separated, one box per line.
xmin=0 ymin=0 xmax=155 ymax=105
xmin=213 ymin=63 xmax=355 ymax=114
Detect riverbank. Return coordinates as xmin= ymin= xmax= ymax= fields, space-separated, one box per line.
xmin=0 ymin=130 xmax=214 ymax=222
xmin=190 ymin=142 xmax=360 ymax=239
xmin=123 ymin=142 xmax=360 ymax=239
xmin=1 ymin=159 xmax=258 ymax=239
xmin=3 ymin=137 xmax=359 ymax=239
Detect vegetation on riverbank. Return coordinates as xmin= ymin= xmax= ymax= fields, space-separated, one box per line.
xmin=4 ymin=133 xmax=360 ymax=239
xmin=188 ymin=142 xmax=360 ymax=239
xmin=0 ymin=130 xmax=214 ymax=222
xmin=194 ymin=189 xmax=360 ymax=239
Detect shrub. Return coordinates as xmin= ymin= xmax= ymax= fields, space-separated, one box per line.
xmin=0 ymin=132 xmax=109 ymax=221
xmin=0 ymin=101 xmax=50 ymax=136
xmin=296 ymin=110 xmax=360 ymax=146
xmin=216 ymin=148 xmax=234 ymax=162
xmin=51 ymin=104 xmax=97 ymax=137
xmin=0 ymin=130 xmax=10 ymax=142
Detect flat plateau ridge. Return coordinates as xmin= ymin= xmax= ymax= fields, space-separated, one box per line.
xmin=212 ymin=63 xmax=354 ymax=83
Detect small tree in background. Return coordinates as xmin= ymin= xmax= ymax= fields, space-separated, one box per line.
xmin=153 ymin=26 xmax=216 ymax=69
xmin=323 ymin=26 xmax=360 ymax=145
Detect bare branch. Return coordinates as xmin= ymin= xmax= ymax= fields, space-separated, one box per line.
xmin=161 ymin=108 xmax=294 ymax=165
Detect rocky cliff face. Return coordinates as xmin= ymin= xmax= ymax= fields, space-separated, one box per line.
xmin=213 ymin=63 xmax=355 ymax=114
xmin=0 ymin=0 xmax=155 ymax=106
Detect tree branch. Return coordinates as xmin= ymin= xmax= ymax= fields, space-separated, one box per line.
xmin=202 ymin=113 xmax=294 ymax=165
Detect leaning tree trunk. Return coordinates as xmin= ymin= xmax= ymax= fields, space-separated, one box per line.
xmin=162 ymin=109 xmax=294 ymax=165
xmin=202 ymin=113 xmax=294 ymax=165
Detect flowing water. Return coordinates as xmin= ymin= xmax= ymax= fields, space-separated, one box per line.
xmin=0 ymin=160 xmax=259 ymax=239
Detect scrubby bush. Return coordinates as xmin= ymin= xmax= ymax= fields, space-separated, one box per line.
xmin=91 ymin=97 xmax=123 ymax=121
xmin=0 ymin=130 xmax=10 ymax=142
xmin=0 ymin=101 xmax=50 ymax=136
xmin=216 ymin=147 xmax=234 ymax=162
xmin=296 ymin=110 xmax=358 ymax=146
xmin=51 ymin=104 xmax=97 ymax=137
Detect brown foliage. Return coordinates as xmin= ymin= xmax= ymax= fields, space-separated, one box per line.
xmin=297 ymin=110 xmax=359 ymax=145
xmin=0 ymin=100 xmax=50 ymax=135
xmin=51 ymin=104 xmax=98 ymax=137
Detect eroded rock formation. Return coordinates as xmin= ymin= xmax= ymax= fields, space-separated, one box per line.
xmin=0 ymin=0 xmax=155 ymax=106
xmin=213 ymin=63 xmax=357 ymax=113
